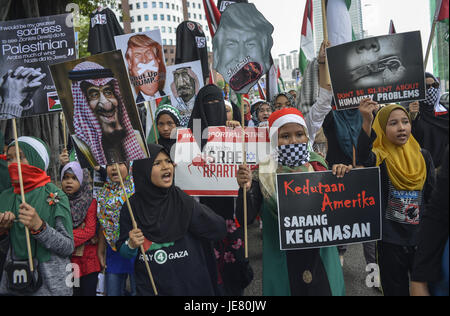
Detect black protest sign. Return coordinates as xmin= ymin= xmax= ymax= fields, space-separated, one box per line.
xmin=276 ymin=168 xmax=382 ymax=250
xmin=327 ymin=31 xmax=425 ymax=110
xmin=0 ymin=14 xmax=76 ymax=120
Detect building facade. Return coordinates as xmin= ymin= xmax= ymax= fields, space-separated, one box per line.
xmin=114 ymin=0 xmax=213 ymax=65
xmin=274 ymin=50 xmax=301 ymax=91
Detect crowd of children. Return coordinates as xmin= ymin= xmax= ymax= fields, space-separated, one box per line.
xmin=0 ymin=40 xmax=448 ymax=297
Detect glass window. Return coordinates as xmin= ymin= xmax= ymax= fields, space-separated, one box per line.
xmin=167 ymin=15 xmax=171 ymax=21
xmin=166 ymin=3 xmax=169 ymax=9
xmin=160 ymin=14 xmax=164 ymax=20
xmin=145 ymin=26 xmax=150 ymax=31
xmin=170 ymin=39 xmax=173 ymax=45
xmin=137 ymin=15 xmax=141 ymax=21
xmin=143 ymin=2 xmax=148 ymax=9
xmin=145 ymin=14 xmax=149 ymax=21
xmin=153 ymin=14 xmax=158 ymax=20
xmin=163 ymin=39 xmax=167 ymax=45
xmin=152 ymin=2 xmax=156 ymax=8
xmin=159 ymin=2 xmax=163 ymax=8
xmin=129 ymin=4 xmax=133 ymax=10
xmin=136 ymin=2 xmax=140 ymax=9
xmin=138 ymin=27 xmax=142 ymax=32
xmin=162 ymin=26 xmax=166 ymax=33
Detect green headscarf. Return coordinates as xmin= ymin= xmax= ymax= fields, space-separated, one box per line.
xmin=0 ymin=137 xmax=73 ymax=263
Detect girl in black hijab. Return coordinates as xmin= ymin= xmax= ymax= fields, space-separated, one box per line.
xmin=188 ymin=84 xmax=253 ymax=296
xmin=116 ymin=144 xmax=226 ymax=296
xmin=188 ymin=84 xmax=227 ymax=151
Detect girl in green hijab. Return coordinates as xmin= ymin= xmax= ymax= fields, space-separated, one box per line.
xmin=0 ymin=136 xmax=74 ymax=296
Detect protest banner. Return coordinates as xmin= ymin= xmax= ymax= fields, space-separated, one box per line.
xmin=212 ymin=3 xmax=274 ymax=94
xmin=174 ymin=127 xmax=270 ymax=196
xmin=327 ymin=31 xmax=425 ymax=110
xmin=164 ymin=60 xmax=204 ymax=127
xmin=0 ymin=14 xmax=76 ymax=119
xmin=276 ymin=167 xmax=382 ymax=250
xmin=114 ymin=30 xmax=167 ymax=105
xmin=50 ymin=50 xmax=149 ymax=168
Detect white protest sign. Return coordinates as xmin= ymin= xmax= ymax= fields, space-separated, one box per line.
xmin=174 ymin=126 xmax=270 ymax=196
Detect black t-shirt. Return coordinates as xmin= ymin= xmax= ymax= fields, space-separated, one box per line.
xmin=88 ymin=8 xmax=124 ymax=55
xmin=175 ymin=21 xmax=209 ymax=82
xmin=118 ymin=199 xmax=226 ymax=296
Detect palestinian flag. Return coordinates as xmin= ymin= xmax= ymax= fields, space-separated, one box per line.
xmin=326 ymin=0 xmax=353 ymax=46
xmin=437 ymin=0 xmax=449 ymax=41
xmin=203 ymin=0 xmax=221 ymax=38
xmin=299 ymin=0 xmax=314 ymax=76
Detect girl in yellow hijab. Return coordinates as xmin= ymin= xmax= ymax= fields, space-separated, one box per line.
xmin=358 ymin=100 xmax=436 ymax=297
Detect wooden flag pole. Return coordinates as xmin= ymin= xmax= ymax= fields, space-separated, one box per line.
xmin=321 ymin=0 xmax=332 ymax=86
xmin=240 ymin=101 xmax=248 ymax=259
xmin=115 ymin=163 xmax=158 ymax=295
xmin=12 ymin=118 xmax=34 ymax=272
xmin=61 ymin=112 xmax=67 ymax=150
xmin=146 ymin=101 xmax=159 ymax=145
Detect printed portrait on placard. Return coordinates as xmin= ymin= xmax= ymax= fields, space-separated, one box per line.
xmin=213 ymin=3 xmax=274 ymax=94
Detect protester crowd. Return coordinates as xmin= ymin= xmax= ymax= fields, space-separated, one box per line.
xmin=0 ymin=36 xmax=448 ymax=297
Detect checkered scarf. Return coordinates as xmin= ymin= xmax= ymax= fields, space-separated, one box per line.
xmin=276 ymin=143 xmax=311 ymax=167
xmin=71 ymin=61 xmax=145 ymax=165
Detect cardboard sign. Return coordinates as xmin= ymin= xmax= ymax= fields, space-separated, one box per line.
xmin=174 ymin=127 xmax=270 ymax=196
xmin=164 ymin=60 xmax=204 ymax=127
xmin=276 ymin=167 xmax=382 ymax=250
xmin=327 ymin=31 xmax=425 ymax=110
xmin=114 ymin=30 xmax=167 ymax=104
xmin=0 ymin=14 xmax=76 ymax=119
xmin=213 ymin=3 xmax=274 ymax=94
xmin=50 ymin=50 xmax=149 ymax=167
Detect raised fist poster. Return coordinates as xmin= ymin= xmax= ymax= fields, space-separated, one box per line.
xmin=327 ymin=31 xmax=425 ymax=110
xmin=213 ymin=3 xmax=274 ymax=94
xmin=114 ymin=30 xmax=167 ymax=104
xmin=0 ymin=14 xmax=76 ymax=119
xmin=50 ymin=50 xmax=149 ymax=167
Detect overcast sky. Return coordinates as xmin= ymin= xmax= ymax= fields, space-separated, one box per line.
xmin=252 ymin=0 xmax=434 ymax=71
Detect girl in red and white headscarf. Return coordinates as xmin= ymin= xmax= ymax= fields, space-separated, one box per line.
xmin=236 ymin=107 xmax=352 ymax=296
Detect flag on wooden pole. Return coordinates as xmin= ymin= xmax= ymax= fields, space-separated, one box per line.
xmin=299 ymin=0 xmax=314 ymax=76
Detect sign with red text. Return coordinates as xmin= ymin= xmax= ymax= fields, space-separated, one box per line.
xmin=174 ymin=127 xmax=270 ymax=196
xmin=326 ymin=31 xmax=425 ymax=110
xmin=276 ymin=167 xmax=382 ymax=250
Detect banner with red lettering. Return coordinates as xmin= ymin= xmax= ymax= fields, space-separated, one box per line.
xmin=326 ymin=31 xmax=425 ymax=110
xmin=174 ymin=127 xmax=270 ymax=196
xmin=276 ymin=167 xmax=382 ymax=250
